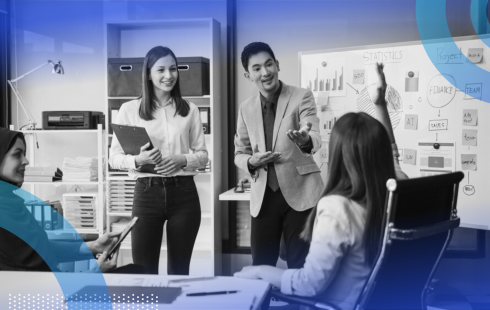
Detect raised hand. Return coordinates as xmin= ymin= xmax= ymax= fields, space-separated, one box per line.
xmin=248 ymin=144 xmax=281 ymax=169
xmin=286 ymin=122 xmax=312 ymax=146
xmin=372 ymin=62 xmax=387 ymax=106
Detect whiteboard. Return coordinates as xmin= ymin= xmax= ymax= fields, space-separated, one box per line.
xmin=301 ymin=35 xmax=490 ymax=230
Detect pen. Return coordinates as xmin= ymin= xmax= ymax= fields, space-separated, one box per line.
xmin=168 ymin=277 xmax=215 ymax=284
xmin=186 ymin=290 xmax=239 ymax=297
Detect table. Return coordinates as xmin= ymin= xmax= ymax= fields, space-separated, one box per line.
xmin=219 ymin=188 xmax=250 ymax=201
xmin=0 ymin=271 xmax=270 ymax=309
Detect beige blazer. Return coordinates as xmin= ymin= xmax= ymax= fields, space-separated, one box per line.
xmin=234 ymin=83 xmax=324 ymax=217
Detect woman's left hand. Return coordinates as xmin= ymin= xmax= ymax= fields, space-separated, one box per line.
xmin=155 ymin=155 xmax=187 ymax=175
xmin=234 ymin=266 xmax=261 ymax=279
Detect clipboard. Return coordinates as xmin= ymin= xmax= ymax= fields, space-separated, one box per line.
xmin=110 ymin=123 xmax=157 ymax=173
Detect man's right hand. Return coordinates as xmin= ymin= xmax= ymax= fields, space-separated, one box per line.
xmin=248 ymin=144 xmax=281 ymax=169
xmin=135 ymin=142 xmax=162 ymax=167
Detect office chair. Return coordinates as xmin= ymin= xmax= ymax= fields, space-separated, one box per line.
xmin=269 ymin=171 xmax=464 ymax=310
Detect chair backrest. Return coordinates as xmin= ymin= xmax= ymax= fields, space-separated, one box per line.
xmin=355 ymin=171 xmax=464 ymax=310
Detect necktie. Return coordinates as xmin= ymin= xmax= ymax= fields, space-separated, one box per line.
xmin=264 ymin=101 xmax=279 ymax=191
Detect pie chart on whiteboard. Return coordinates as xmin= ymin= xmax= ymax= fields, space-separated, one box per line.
xmin=356 ymin=84 xmax=403 ymax=129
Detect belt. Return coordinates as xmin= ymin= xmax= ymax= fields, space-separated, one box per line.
xmin=138 ymin=176 xmax=193 ymax=187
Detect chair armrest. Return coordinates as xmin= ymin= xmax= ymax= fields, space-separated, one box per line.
xmin=389 ymin=217 xmax=460 ymax=240
xmin=270 ymin=288 xmax=340 ymax=310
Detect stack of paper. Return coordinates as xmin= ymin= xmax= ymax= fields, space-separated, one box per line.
xmin=24 ymin=167 xmax=63 ymax=182
xmin=62 ymin=157 xmax=98 ymax=182
xmin=62 ymin=191 xmax=98 ymax=230
xmin=111 ymin=219 xmax=132 ymax=247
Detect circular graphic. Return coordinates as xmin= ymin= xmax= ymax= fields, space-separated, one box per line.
xmin=427 ymin=74 xmax=457 ymax=108
xmin=409 ymin=105 xmax=413 ymax=109
xmin=463 ymin=185 xmax=475 ymax=196
xmin=418 ymin=97 xmax=422 ymax=102
xmin=408 ymin=71 xmax=415 ymax=78
xmin=357 ymin=84 xmax=403 ymax=129
xmin=417 ymin=0 xmax=490 ymax=103
xmin=321 ymin=61 xmax=327 ymax=67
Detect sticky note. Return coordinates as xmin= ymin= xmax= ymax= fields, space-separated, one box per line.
xmin=464 ymin=83 xmax=482 ymax=100
xmin=320 ymin=147 xmax=329 ymax=163
xmin=429 ymin=119 xmax=448 ymax=131
xmin=461 ymin=154 xmax=477 ymax=171
xmin=463 ymin=109 xmax=478 ymax=126
xmin=404 ymin=114 xmax=418 ymax=130
xmin=466 ymin=48 xmax=483 ymax=63
xmin=317 ymin=91 xmax=329 ymax=106
xmin=462 ymin=129 xmax=477 ymax=146
xmin=403 ymin=149 xmax=417 ymax=165
xmin=353 ymin=70 xmax=365 ymax=84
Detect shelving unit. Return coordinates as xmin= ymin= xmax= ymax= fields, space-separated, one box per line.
xmin=104 ymin=18 xmax=222 ymax=276
xmin=21 ymin=125 xmax=106 ymax=237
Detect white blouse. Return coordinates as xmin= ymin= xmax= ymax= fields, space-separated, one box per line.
xmin=281 ymin=195 xmax=369 ymax=310
xmin=109 ymin=98 xmax=208 ymax=179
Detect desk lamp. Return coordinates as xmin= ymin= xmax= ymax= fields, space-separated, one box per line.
xmin=7 ymin=60 xmax=64 ymax=130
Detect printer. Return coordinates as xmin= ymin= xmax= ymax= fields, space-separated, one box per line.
xmin=42 ymin=111 xmax=105 ymax=130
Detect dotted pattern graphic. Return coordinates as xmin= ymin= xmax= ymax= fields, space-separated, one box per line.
xmin=9 ymin=294 xmax=68 ymax=310
xmin=8 ymin=293 xmax=165 ymax=310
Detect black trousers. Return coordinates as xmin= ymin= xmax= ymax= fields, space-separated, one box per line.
xmin=131 ymin=176 xmax=201 ymax=275
xmin=251 ymin=186 xmax=312 ymax=268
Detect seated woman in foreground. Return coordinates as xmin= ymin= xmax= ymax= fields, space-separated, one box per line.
xmin=234 ymin=63 xmax=408 ymax=309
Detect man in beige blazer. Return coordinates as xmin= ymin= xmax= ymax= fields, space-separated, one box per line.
xmin=235 ymin=42 xmax=324 ymax=268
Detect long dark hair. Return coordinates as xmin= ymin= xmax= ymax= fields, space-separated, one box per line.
xmin=139 ymin=46 xmax=190 ymax=120
xmin=301 ymin=112 xmax=396 ymax=266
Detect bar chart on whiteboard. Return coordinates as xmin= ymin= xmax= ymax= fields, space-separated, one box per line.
xmin=301 ymin=56 xmax=347 ymax=97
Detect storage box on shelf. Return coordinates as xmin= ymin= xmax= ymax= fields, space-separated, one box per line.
xmin=104 ymin=18 xmax=223 ymax=275
xmin=21 ymin=125 xmax=106 ymax=237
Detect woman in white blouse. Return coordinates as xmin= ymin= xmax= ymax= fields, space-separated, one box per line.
xmin=109 ymin=46 xmax=208 ymax=275
xmin=234 ymin=63 xmax=407 ymax=309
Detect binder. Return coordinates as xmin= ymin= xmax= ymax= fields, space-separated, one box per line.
xmin=110 ymin=124 xmax=156 ymax=173
xmin=43 ymin=205 xmax=53 ymax=230
xmin=33 ymin=205 xmax=43 ymax=227
xmin=199 ymin=107 xmax=210 ymax=134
